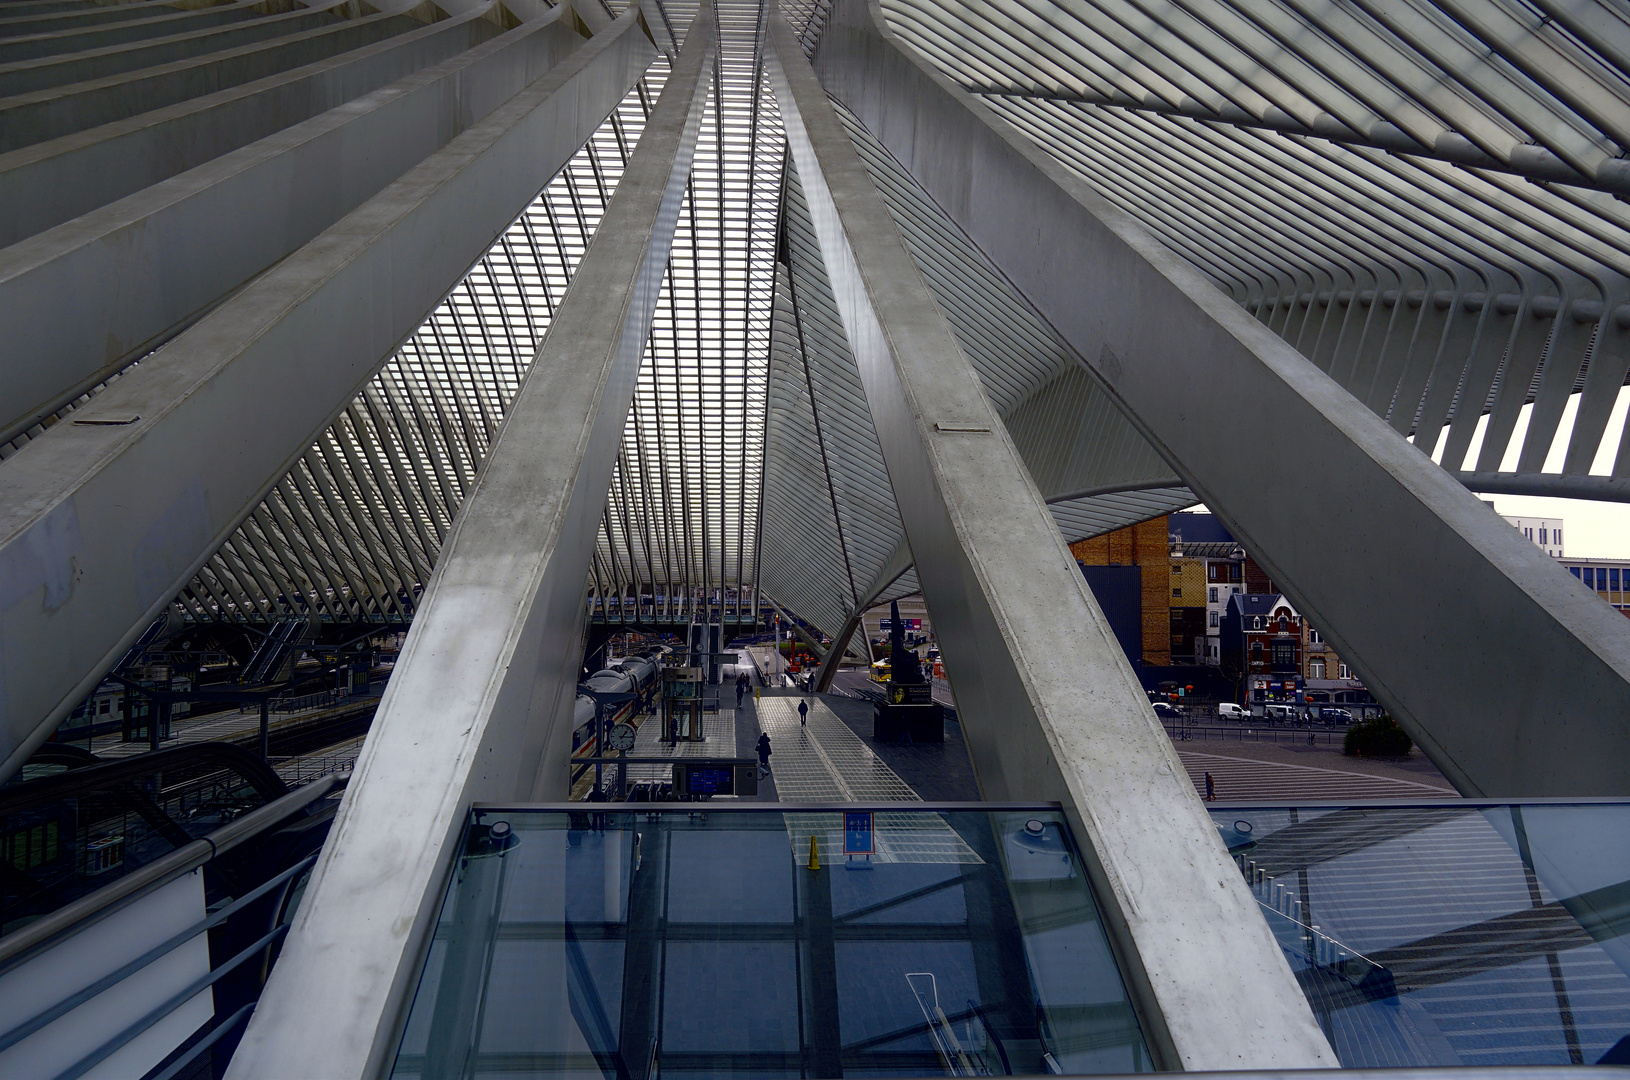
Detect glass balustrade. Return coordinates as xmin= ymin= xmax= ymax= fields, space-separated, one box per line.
xmin=389 ymin=804 xmax=1150 ymax=1078
xmin=1210 ymin=802 xmax=1630 ymax=1068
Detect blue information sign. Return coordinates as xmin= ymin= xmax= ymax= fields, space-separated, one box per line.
xmin=843 ymin=811 xmax=874 ymax=855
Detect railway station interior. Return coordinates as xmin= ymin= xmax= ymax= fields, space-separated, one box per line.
xmin=4 ymin=0 xmax=1630 ymax=1074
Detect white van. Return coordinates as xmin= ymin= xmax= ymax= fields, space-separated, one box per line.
xmin=1264 ymin=704 xmax=1297 ymax=724
xmin=1217 ymin=702 xmax=1247 ymax=721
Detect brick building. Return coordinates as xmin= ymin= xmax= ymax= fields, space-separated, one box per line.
xmin=1300 ymin=622 xmax=1375 ymax=712
xmin=1220 ymin=592 xmax=1303 ymax=705
xmin=1168 ymin=513 xmax=1245 ymax=666
xmin=1244 ymin=553 xmax=1276 ymax=594
xmin=1168 ymin=557 xmax=1208 ymax=663
xmin=1071 ymin=515 xmax=1171 ymax=666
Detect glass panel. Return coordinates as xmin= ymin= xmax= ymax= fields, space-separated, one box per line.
xmin=1209 ymin=803 xmax=1630 ymax=1068
xmin=391 ymin=806 xmax=1149 ymax=1078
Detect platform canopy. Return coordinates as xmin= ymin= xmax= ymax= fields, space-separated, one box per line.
xmin=5 ymin=0 xmax=1628 ymax=646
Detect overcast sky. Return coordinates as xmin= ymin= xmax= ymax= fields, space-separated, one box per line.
xmin=1184 ymin=385 xmax=1630 ymax=561
xmin=1479 ymin=493 xmax=1630 ymax=560
xmin=1442 ymin=388 xmax=1629 ymax=561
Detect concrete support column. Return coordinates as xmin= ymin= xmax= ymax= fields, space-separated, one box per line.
xmin=0 ymin=9 xmax=654 ymax=785
xmin=226 ymin=8 xmax=715 ymax=1076
xmin=809 ymin=0 xmax=1630 ymax=797
xmin=766 ymin=17 xmax=1335 ymax=1071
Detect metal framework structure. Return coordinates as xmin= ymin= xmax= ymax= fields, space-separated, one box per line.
xmin=873 ymin=0 xmax=1630 ymax=497
xmin=4 ymin=0 xmax=1630 ymax=1068
xmin=7 ymin=0 xmax=1629 ymax=653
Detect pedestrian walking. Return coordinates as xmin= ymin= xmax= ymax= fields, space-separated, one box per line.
xmin=756 ymin=732 xmax=772 ymax=776
xmin=798 ymin=700 xmax=808 ymax=725
xmin=736 ymin=675 xmax=746 ymax=707
xmin=1204 ymin=772 xmax=1215 ymax=801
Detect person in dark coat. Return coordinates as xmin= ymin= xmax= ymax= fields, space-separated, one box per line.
xmin=736 ymin=674 xmax=747 ymax=707
xmin=798 ymin=700 xmax=809 ymax=725
xmin=756 ymin=732 xmax=772 ymax=775
xmin=1204 ymin=772 xmax=1216 ymax=801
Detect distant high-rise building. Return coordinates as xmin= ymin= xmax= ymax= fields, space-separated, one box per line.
xmin=1503 ymin=515 xmax=1564 ymax=557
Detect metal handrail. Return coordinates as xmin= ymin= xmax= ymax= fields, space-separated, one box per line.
xmin=54 ymin=921 xmax=291 ymax=1080
xmin=0 ymin=854 xmax=317 ymax=1055
xmin=0 ymin=771 xmax=348 ymax=974
xmin=148 ymin=1002 xmax=255 ymax=1080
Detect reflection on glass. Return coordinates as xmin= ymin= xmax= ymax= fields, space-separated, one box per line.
xmin=1210 ymin=802 xmax=1630 ymax=1068
xmin=391 ymin=807 xmax=1149 ymax=1078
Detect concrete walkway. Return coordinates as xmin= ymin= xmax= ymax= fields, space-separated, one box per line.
xmin=756 ymin=695 xmax=915 ymax=802
xmin=624 ymin=704 xmax=736 ymax=784
xmin=756 ymin=694 xmax=978 ymax=866
xmin=1180 ymin=747 xmax=1458 ymax=803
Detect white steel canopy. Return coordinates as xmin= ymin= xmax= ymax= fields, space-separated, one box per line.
xmin=125 ymin=0 xmax=1630 ymax=640
xmin=3 ymin=0 xmax=1630 ymax=772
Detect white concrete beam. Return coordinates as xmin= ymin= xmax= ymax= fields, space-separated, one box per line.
xmin=767 ymin=16 xmax=1337 ymax=1071
xmin=225 ymin=7 xmax=714 ymax=1076
xmin=811 ymin=0 xmax=1630 ymax=798
xmin=0 ymin=8 xmax=654 ymax=783
xmin=0 ymin=4 xmax=504 ymax=251
xmin=0 ymin=5 xmax=585 ymax=445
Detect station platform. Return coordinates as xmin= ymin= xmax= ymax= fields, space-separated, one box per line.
xmin=754 ymin=695 xmax=916 ymax=803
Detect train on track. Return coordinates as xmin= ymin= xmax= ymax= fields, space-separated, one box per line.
xmin=570 ymin=646 xmax=672 ymax=760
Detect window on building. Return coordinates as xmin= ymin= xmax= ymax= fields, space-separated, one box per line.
xmin=1525 ymin=528 xmax=1533 ymax=539
xmin=1540 ymin=527 xmax=1548 ymax=545
xmin=1279 ymin=616 xmax=1289 ymax=633
xmin=1172 ymin=564 xmax=1180 ymax=575
xmin=1309 ymin=629 xmax=1322 ymax=643
xmin=1230 ymin=565 xmax=1242 ymax=582
xmin=1557 ymin=529 xmax=1563 ymax=546
xmin=1209 ymin=587 xmax=1218 ymax=603
xmin=1208 ymin=565 xmax=1219 ymax=582
xmin=1209 ymin=611 xmax=1219 ymax=627
xmin=1271 ymin=641 xmax=1295 ymax=670
xmin=99 ymin=700 xmax=110 ymax=715
xmin=1571 ymin=566 xmax=1583 ymax=578
xmin=1613 ymin=569 xmax=1622 ymax=591
xmin=1173 ymin=588 xmax=1182 ymax=598
xmin=1599 ymin=569 xmax=1610 ymax=591
xmin=1339 ymin=663 xmax=1351 ymax=679
xmin=1252 ymin=617 xmax=1261 ymax=630
xmin=1310 ymin=658 xmax=1325 ymax=678
xmin=1251 ymin=643 xmax=1262 ymax=662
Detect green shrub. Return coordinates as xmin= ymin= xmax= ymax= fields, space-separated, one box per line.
xmin=1344 ymin=715 xmax=1412 ymax=757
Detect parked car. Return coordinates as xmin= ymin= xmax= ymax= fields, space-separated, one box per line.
xmin=1317 ymin=707 xmax=1354 ymax=724
xmin=1151 ymin=701 xmax=1181 ymax=719
xmin=1264 ymin=704 xmax=1298 ymax=724
xmin=1217 ymin=702 xmax=1247 ymax=721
